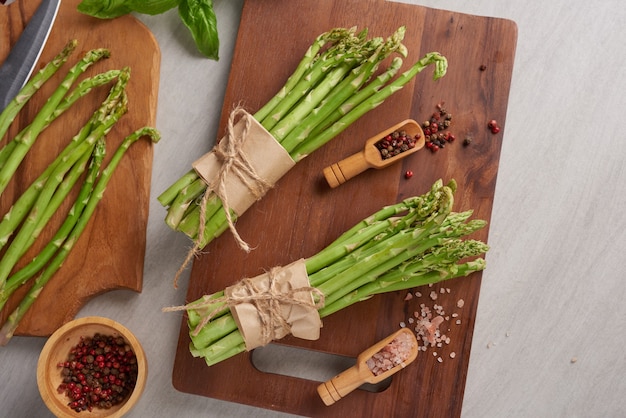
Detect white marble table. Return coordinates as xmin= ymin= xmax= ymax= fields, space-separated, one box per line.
xmin=1 ymin=0 xmax=625 ymax=416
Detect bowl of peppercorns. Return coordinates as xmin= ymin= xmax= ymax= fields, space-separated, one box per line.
xmin=37 ymin=316 xmax=147 ymax=417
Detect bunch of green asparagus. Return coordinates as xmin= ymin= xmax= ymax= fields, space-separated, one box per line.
xmin=169 ymin=179 xmax=488 ymax=367
xmin=158 ymin=26 xmax=448 ymax=252
xmin=0 ymin=40 xmax=160 ymax=345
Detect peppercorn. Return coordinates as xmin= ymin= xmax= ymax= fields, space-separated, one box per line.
xmin=374 ymin=129 xmax=418 ymax=160
xmin=487 ymin=119 xmax=501 ymax=134
xmin=405 ymin=170 xmax=413 ymax=179
xmin=57 ymin=333 xmax=138 ymax=412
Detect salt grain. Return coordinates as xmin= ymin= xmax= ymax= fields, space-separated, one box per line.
xmin=366 ymin=332 xmax=416 ymax=376
xmin=402 ymin=286 xmax=467 ymax=364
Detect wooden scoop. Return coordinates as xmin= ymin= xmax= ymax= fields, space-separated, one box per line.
xmin=323 ymin=119 xmax=425 ymax=188
xmin=317 ymin=328 xmax=419 ymax=406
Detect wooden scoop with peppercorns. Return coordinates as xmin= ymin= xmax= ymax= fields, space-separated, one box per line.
xmin=323 ymin=119 xmax=425 ymax=188
xmin=317 ymin=328 xmax=419 ymax=406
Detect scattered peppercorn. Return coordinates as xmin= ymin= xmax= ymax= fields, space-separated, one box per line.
xmin=463 ymin=136 xmax=473 ymax=146
xmin=374 ymin=129 xmax=420 ymax=160
xmin=405 ymin=170 xmax=413 ymax=179
xmin=479 ymin=64 xmax=487 ymax=71
xmin=423 ymin=101 xmax=456 ymax=153
xmin=487 ymin=119 xmax=501 ymax=134
xmin=57 ymin=333 xmax=138 ymax=413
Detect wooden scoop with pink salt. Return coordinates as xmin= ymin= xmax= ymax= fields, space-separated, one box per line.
xmin=317 ymin=328 xmax=418 ymax=406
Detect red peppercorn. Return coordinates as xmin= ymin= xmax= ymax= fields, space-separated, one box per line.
xmin=490 ymin=126 xmax=500 ymax=134
xmin=57 ymin=333 xmax=138 ymax=413
xmin=405 ymin=170 xmax=413 ymax=179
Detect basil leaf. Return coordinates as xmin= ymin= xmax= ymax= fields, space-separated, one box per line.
xmin=178 ymin=0 xmax=220 ymax=60
xmin=127 ymin=0 xmax=181 ymax=15
xmin=77 ymin=0 xmax=133 ymax=19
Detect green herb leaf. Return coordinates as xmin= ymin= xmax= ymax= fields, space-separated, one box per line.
xmin=127 ymin=0 xmax=181 ymax=15
xmin=77 ymin=0 xmax=133 ymax=19
xmin=178 ymin=0 xmax=220 ymax=60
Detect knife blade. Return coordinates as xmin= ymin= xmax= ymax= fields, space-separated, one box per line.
xmin=0 ymin=0 xmax=61 ymax=112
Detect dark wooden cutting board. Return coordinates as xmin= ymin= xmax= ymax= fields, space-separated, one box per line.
xmin=172 ymin=0 xmax=517 ymax=416
xmin=0 ymin=0 xmax=160 ymax=336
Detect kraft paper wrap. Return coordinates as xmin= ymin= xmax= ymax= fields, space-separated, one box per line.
xmin=192 ymin=109 xmax=296 ymax=216
xmin=224 ymin=259 xmax=323 ymax=351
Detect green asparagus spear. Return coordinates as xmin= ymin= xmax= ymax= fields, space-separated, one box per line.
xmin=0 ymin=48 xmax=111 ymax=196
xmin=0 ymin=127 xmax=159 ymax=345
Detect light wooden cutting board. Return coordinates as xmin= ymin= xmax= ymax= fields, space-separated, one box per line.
xmin=0 ymin=0 xmax=160 ymax=336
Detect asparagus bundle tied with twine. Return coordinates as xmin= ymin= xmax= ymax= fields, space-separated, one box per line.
xmin=164 ymin=179 xmax=489 ymax=367
xmin=157 ymin=26 xmax=448 ymax=283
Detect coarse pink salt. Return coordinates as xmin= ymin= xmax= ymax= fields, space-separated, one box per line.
xmin=366 ymin=332 xmax=415 ymax=376
xmin=402 ymin=286 xmax=466 ymax=363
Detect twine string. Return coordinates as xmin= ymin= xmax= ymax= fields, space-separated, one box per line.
xmin=172 ymin=106 xmax=274 ymax=287
xmin=164 ymin=266 xmax=325 ymax=345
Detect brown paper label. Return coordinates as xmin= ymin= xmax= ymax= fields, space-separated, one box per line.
xmin=224 ymin=259 xmax=322 ymax=351
xmin=192 ymin=111 xmax=295 ymax=216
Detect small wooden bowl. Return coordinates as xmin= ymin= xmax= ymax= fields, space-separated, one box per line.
xmin=37 ymin=317 xmax=147 ymax=418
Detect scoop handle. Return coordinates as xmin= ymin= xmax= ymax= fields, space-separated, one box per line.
xmin=323 ymin=151 xmax=370 ymax=188
xmin=317 ymin=364 xmax=370 ymax=406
